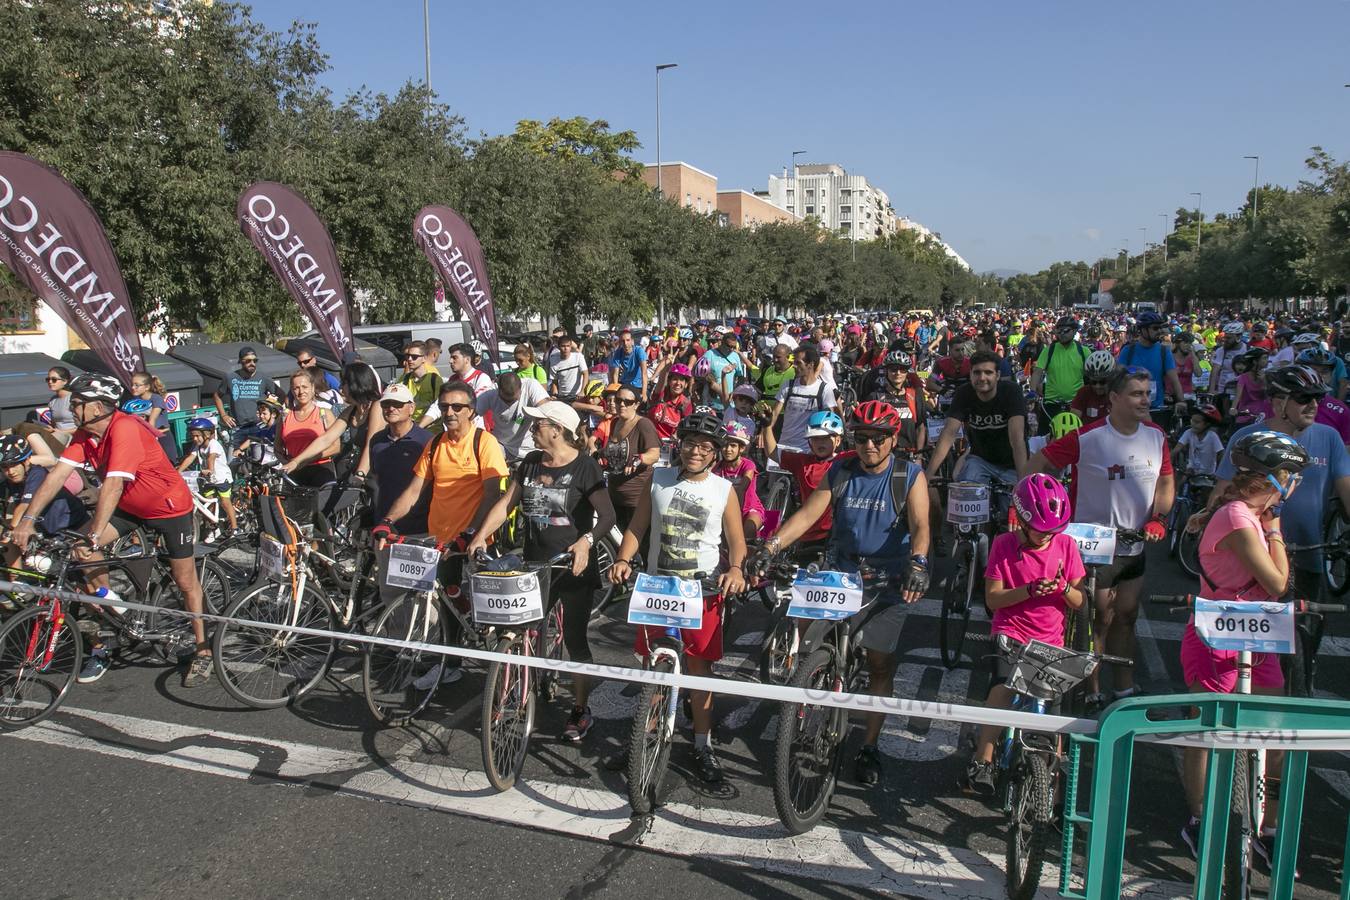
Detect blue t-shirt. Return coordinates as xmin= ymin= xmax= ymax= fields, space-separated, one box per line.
xmin=703 ymin=347 xmax=745 ymax=410
xmin=370 ymin=424 xmax=433 ymax=533
xmin=609 ymin=346 xmax=644 ymax=389
xmin=1116 ymin=341 xmax=1176 ymax=409
xmin=1333 ymin=357 xmax=1347 ymax=398
xmin=825 ymin=456 xmax=921 ymax=581
xmin=4 ymin=466 xmax=89 ymax=534
xmin=1216 ymin=422 xmax=1350 ymax=571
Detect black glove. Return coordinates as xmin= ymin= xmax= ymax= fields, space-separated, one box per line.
xmin=904 ymin=558 xmax=930 ymax=597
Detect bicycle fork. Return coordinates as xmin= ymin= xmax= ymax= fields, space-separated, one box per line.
xmin=29 ymin=600 xmax=65 ymax=671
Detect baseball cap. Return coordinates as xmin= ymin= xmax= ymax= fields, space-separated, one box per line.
xmin=238 ymin=346 xmax=258 ymax=361
xmin=380 ymin=383 xmax=415 ymax=405
xmin=523 ymin=399 xmax=581 ymax=436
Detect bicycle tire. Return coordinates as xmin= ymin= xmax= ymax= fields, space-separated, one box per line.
xmin=590 ymin=535 xmax=618 ymax=612
xmin=759 ymin=604 xmax=798 ymax=686
xmin=1005 ymin=751 xmax=1054 ymax=900
xmin=1178 ymin=525 xmax=1203 ymax=580
xmin=939 ymin=545 xmax=972 ymax=669
xmin=772 ymin=645 xmax=844 ymax=834
xmin=626 ymin=655 xmax=676 ymax=815
xmin=1169 ymin=498 xmax=1191 ymax=559
xmin=0 ymin=604 xmax=81 ymax=730
xmin=481 ymin=633 xmax=536 ymax=792
xmin=1222 ymin=749 xmax=1252 ymax=899
xmin=212 ymin=530 xmax=261 ymax=597
xmin=139 ymin=577 xmax=198 ymax=665
xmin=362 ymin=592 xmax=449 ymax=727
xmin=539 ymin=601 xmax=565 ymax=703
xmin=212 ymin=578 xmax=335 ymax=708
xmin=1324 ymin=501 xmax=1350 ymax=597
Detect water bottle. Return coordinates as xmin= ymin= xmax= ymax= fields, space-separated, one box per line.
xmin=95 ymin=586 xmax=128 ymax=616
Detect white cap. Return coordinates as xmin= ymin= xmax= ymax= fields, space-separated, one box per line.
xmin=380 ymin=383 xmax=415 ymax=404
xmin=522 ymin=400 xmax=581 ymax=437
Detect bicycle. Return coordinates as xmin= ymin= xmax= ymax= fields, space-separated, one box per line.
xmin=753 ymin=544 xmax=824 ymax=685
xmin=932 ymin=479 xmax=1013 ymax=669
xmin=1152 ymin=593 xmax=1345 ymax=899
xmin=1058 ymin=525 xmax=1144 ymax=712
xmin=1169 ymin=471 xmax=1216 ymax=579
xmin=1321 ymin=497 xmax=1350 ymax=597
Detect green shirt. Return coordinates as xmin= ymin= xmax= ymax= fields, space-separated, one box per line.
xmin=1034 ymin=341 xmax=1087 ymax=403
xmin=401 ymin=369 xmax=444 ymax=419
xmin=758 ymin=364 xmax=797 ymax=398
xmin=516 ymin=363 xmax=547 ymax=385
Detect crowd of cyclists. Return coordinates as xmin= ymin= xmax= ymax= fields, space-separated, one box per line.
xmin=4 ymin=305 xmax=1350 ymax=874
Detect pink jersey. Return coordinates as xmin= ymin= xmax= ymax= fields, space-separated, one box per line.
xmin=984 ymin=531 xmax=1086 ymax=646
xmin=1198 ymin=500 xmax=1275 ymax=601
xmin=1317 ymin=397 xmax=1350 ymax=443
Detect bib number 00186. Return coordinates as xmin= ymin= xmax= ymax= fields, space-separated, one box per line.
xmin=1193 ymin=598 xmax=1295 ymax=655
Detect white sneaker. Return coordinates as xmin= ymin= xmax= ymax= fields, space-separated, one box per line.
xmin=412 ymin=664 xmax=463 ymax=691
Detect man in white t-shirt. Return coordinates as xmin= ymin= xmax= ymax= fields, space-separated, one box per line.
xmin=759 ymin=317 xmax=798 ymax=355
xmin=477 ymin=372 xmax=549 ymax=462
xmin=770 ymin=345 xmax=838 ymax=453
xmin=548 ymin=335 xmax=589 ymax=402
xmin=1031 ymin=367 xmax=1175 ymax=701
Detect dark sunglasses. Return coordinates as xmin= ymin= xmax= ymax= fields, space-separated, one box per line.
xmin=853 ymin=431 xmax=892 ymax=446
xmin=45 ymin=376 xmax=64 ymax=383
xmin=438 ymin=401 xmax=473 ymax=413
xmin=1288 ymin=394 xmax=1321 ymax=406
xmin=617 ymin=397 xmax=640 ymax=407
xmin=240 ymin=357 xmax=258 ymax=364
xmin=379 ymin=399 xmax=410 ymax=408
xmin=298 ymin=357 xmax=315 ymax=365
xmin=403 ymin=353 xmax=423 ymax=361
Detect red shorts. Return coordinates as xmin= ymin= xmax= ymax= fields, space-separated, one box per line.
xmin=1180 ymin=621 xmax=1284 ymax=694
xmin=634 ymin=593 xmax=724 ymax=662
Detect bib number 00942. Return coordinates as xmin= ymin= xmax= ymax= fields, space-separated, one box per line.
xmin=627 ymin=572 xmax=704 ymax=631
xmin=470 ymin=570 xmax=544 ymax=625
xmin=788 ymin=570 xmax=864 ymax=620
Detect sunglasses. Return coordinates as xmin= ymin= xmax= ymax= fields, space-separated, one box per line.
xmin=298 ymin=358 xmax=315 ymax=365
xmin=379 ymin=399 xmax=410 ymax=408
xmin=617 ymin=398 xmax=639 ymax=407
xmin=853 ymin=432 xmax=892 ymax=446
xmin=240 ymin=358 xmax=258 ymax=364
xmin=1288 ymin=394 xmax=1321 ymax=406
xmin=438 ymin=401 xmax=473 ymax=413
xmin=45 ymin=376 xmax=64 ymax=383
xmin=403 ymin=354 xmax=423 ymax=361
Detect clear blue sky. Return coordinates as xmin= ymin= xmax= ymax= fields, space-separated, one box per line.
xmin=249 ymin=0 xmax=1350 ymax=274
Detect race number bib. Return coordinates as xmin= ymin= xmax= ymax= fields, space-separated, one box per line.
xmin=1063 ymin=523 xmax=1117 ymax=566
xmin=384 ymin=542 xmax=440 ymax=592
xmin=788 ymin=569 xmax=863 ymax=620
xmin=470 ymin=570 xmax=545 ymax=625
xmin=1193 ymin=598 xmax=1295 ymax=654
xmin=627 ymin=572 xmax=704 ymax=630
xmin=657 ymin=441 xmax=674 ymax=468
xmin=927 ymin=419 xmax=943 ymax=442
xmin=947 ymin=483 xmax=990 ymax=525
xmin=259 ymin=533 xmax=289 ymax=583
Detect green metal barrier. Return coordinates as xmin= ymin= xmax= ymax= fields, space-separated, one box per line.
xmin=164 ymin=407 xmax=202 ymax=453
xmin=1061 ymin=693 xmax=1350 ymax=899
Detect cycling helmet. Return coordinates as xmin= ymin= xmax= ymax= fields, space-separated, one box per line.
xmin=1134 ymin=311 xmax=1164 ymax=328
xmin=885 ymin=349 xmax=913 ymax=369
xmin=120 ymin=398 xmax=152 ymax=415
xmin=692 ymin=356 xmax=712 ymax=378
xmin=678 ymin=327 xmax=694 ymax=340
xmin=188 ymin=416 xmax=216 ymax=431
xmin=1196 ymin=404 xmax=1224 ymax=425
xmin=601 ymin=382 xmax=622 ymax=396
xmin=692 ymin=404 xmax=717 ymax=416
xmin=1084 ymin=349 xmax=1116 ymax=380
xmin=1055 ymin=316 xmax=1079 ymax=332
xmin=1292 ymin=332 xmax=1320 ymax=346
xmin=469 ymin=338 xmax=486 ymax=354
xmin=258 ymin=392 xmax=285 ymax=411
xmin=806 ymin=410 xmax=846 ymax=437
xmin=1230 ymin=430 xmax=1309 ymax=476
xmin=1222 ymin=321 xmax=1248 ymax=336
xmin=731 ymin=383 xmax=760 ymax=401
xmin=845 ymin=324 xmax=864 ymax=337
xmin=1049 ymin=411 xmax=1083 ymax=441
xmin=584 ymin=380 xmax=605 ymax=398
xmin=1012 ymin=473 xmax=1072 ymax=535
xmin=667 ymin=363 xmax=692 ymax=379
xmin=1297 ymin=347 xmax=1335 ymax=368
xmin=1274 ymin=327 xmax=1295 ymax=341
xmin=847 ymin=400 xmax=901 ymax=434
xmin=1230 ymin=347 xmax=1268 ymax=375
xmin=0 ymin=434 xmax=32 ymax=467
xmin=724 ymin=421 xmax=753 ymax=445
xmin=676 ymin=411 xmax=727 ymax=447
xmin=67 ymin=373 xmax=122 ymax=405
xmin=1264 ymin=364 xmax=1327 ymax=398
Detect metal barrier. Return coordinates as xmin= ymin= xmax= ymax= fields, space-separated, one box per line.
xmin=1061 ymin=693 xmax=1350 ymax=899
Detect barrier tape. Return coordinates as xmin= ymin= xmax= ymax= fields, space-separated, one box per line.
xmin=4 ymin=578 xmax=1350 ymax=750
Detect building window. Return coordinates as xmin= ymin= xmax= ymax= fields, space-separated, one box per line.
xmin=685 ymin=193 xmax=691 ymax=206
xmin=805 ymin=206 xmax=814 ymax=215
xmin=787 ymin=205 xmax=794 ymax=212
xmin=840 ymin=205 xmax=851 ymax=214
xmin=841 ymin=189 xmax=851 ymax=198
xmin=786 ymin=190 xmax=794 ymax=200
xmin=806 ymin=190 xmax=814 ymax=199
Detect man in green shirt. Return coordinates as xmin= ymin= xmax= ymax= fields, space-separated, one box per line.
xmin=1030 ymin=316 xmax=1088 ymax=433
xmin=757 ymin=343 xmax=797 ymax=399
xmin=399 ymin=340 xmax=444 ymax=421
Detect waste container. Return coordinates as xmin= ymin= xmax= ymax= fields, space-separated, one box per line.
xmin=167 ymin=341 xmax=297 ymax=417
xmin=275 ymin=335 xmax=399 ymax=386
xmin=0 ymin=353 xmax=86 ymax=429
xmin=62 ymin=348 xmax=203 ymax=413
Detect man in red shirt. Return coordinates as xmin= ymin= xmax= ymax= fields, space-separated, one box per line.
xmin=1247 ymin=322 xmax=1276 ymax=353
xmin=763 ymin=409 xmax=853 ymax=548
xmin=13 ymin=374 xmax=212 ymax=687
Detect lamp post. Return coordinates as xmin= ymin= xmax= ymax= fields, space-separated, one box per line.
xmin=1191 ymin=192 xmax=1203 ymax=251
xmin=1139 ymin=227 xmax=1147 ymax=277
xmin=655 ymin=63 xmax=677 ymax=323
xmin=422 ymin=0 xmax=432 ymax=113
xmin=1243 ymin=155 xmax=1260 ymax=228
xmin=1159 ymin=212 xmax=1169 ymax=262
xmin=1122 ymin=239 xmax=1130 ymax=275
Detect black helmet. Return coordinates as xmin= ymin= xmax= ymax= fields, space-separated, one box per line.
xmin=1136 ymin=311 xmax=1166 ymax=328
xmin=0 ymin=434 xmax=32 ymax=467
xmin=676 ymin=412 xmax=727 ymax=447
xmin=1055 ymin=316 xmax=1078 ymax=332
xmin=1264 ymin=364 xmax=1328 ymax=398
xmin=67 ymin=373 xmax=122 ymax=405
xmin=1230 ymin=431 xmax=1309 ymax=476
xmin=1230 ymin=347 xmax=1268 ymax=375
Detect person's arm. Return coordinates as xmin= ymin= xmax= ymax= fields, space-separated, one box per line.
xmin=1217 ymin=522 xmax=1289 ymax=597
xmin=146 ymin=405 xmax=162 ymax=428
xmin=1008 ymin=415 xmax=1029 ymax=477
xmin=177 ymin=448 xmax=197 ymax=472
xmin=1234 ymin=378 xmax=1245 ymax=411
xmin=1151 ymin=472 xmax=1176 ymax=520
xmin=468 ymin=478 xmax=523 ymax=552
xmin=768 ymin=480 xmax=834 ymax=551
xmin=610 ymin=485 xmax=653 ymax=582
xmin=924 ymin=417 xmax=962 ymax=479
xmin=763 ymin=418 xmax=780 ymax=461
xmin=83 ymin=475 xmax=127 ymax=547
xmin=24 ymin=434 xmax=58 ymax=469
xmin=358 ymin=404 xmax=386 ymax=476
xmin=768 ymin=399 xmax=785 ymax=431
xmin=212 ymin=389 xmax=236 ymax=429
xmin=639 ymin=355 xmax=650 ymax=403
xmin=281 ymin=414 xmax=350 ymax=472
xmin=718 ymin=491 xmax=748 ymax=595
xmin=1166 ymin=369 xmax=1185 ymax=405
xmin=1207 ymin=350 xmax=1221 ymax=393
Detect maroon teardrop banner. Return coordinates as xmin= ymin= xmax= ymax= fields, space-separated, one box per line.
xmin=413 ymin=205 xmax=500 ymax=366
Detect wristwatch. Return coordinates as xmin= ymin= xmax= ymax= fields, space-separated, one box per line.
xmin=580 ymin=531 xmax=595 ymax=546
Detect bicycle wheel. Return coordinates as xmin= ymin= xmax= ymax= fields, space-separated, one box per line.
xmin=1222 ymin=750 xmax=1253 ymax=899
xmin=134 ymin=572 xmax=199 ymax=665
xmin=590 ymin=535 xmax=617 ymax=613
xmin=1324 ymin=501 xmax=1350 ymax=596
xmin=212 ymin=578 xmax=335 ymax=708
xmin=1178 ymin=524 xmax=1203 ymax=580
xmin=939 ymin=545 xmax=972 ymax=669
xmin=212 ymin=530 xmax=260 ymax=597
xmin=362 ymin=592 xmax=449 ymax=727
xmin=538 ymin=601 xmax=565 ymax=703
xmin=759 ymin=604 xmax=799 ymax=686
xmin=0 ymin=605 xmax=81 ymax=730
xmin=772 ymin=645 xmax=844 ymax=834
xmin=1169 ymin=498 xmax=1191 ymax=559
xmin=1005 ymin=751 xmax=1054 ymax=900
xmin=626 ymin=656 xmax=676 ymax=815
xmin=481 ymin=633 xmax=536 ymax=792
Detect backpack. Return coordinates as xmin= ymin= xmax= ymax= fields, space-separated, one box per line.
xmin=429 ymin=426 xmax=485 ymax=478
xmin=1043 ymin=340 xmax=1088 ymax=369
xmin=826 ymin=456 xmax=919 ymax=528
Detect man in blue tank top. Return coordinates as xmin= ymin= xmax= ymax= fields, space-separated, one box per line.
xmin=762 ymin=399 xmax=931 ymax=788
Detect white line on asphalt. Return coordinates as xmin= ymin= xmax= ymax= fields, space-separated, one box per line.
xmin=4 ymin=706 xmax=1190 ymax=900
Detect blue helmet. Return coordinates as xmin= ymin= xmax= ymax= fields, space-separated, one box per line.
xmin=1136 ymin=311 xmax=1166 ymax=328
xmin=120 ymin=398 xmax=152 ymax=415
xmin=1297 ymin=347 xmax=1335 ymax=368
xmin=188 ymin=416 xmax=216 ymax=431
xmin=806 ymin=410 xmax=844 ymax=437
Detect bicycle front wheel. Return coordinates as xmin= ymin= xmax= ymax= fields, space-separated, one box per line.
xmin=362 ymin=593 xmax=449 ymax=727
xmin=0 ymin=605 xmax=81 ymax=730
xmin=759 ymin=604 xmax=798 ymax=686
xmin=939 ymin=546 xmax=972 ymax=669
xmin=1005 ymin=751 xmax=1054 ymax=900
xmin=1222 ymin=749 xmax=1254 ymax=899
xmin=772 ymin=645 xmax=844 ymax=834
xmin=1324 ymin=500 xmax=1350 ymax=597
xmin=213 ymin=579 xmax=335 ymax=708
xmin=1178 ymin=525 xmax=1203 ymax=579
xmin=481 ymin=633 xmax=536 ymax=792
xmin=626 ymin=656 xmax=676 ymax=815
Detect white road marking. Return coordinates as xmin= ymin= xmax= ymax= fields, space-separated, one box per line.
xmin=1135 ymin=615 xmax=1173 ymax=686
xmin=4 ymin=706 xmax=1189 ymax=899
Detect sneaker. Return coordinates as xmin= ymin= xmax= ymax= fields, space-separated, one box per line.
xmin=964 ymin=759 xmax=996 ymax=797
xmin=1180 ymin=817 xmax=1201 ymax=860
xmin=562 ymin=707 xmax=594 ymax=743
xmin=855 ymin=745 xmax=882 ymax=786
xmin=77 ymin=651 xmax=110 ymax=684
xmin=1251 ymin=829 xmax=1298 ymax=877
xmin=182 ymin=654 xmax=212 ymax=688
xmin=693 ymin=744 xmax=724 ymax=783
xmin=412 ymin=663 xmax=464 ymax=692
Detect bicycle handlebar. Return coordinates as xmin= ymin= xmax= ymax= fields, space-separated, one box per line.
xmin=1151 ymin=594 xmax=1346 ymax=615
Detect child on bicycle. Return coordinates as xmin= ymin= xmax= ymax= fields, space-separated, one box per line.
xmin=964 ymin=473 xmax=1085 ymax=797
xmin=177 ymin=418 xmax=238 ymax=532
xmin=1172 ymin=405 xmax=1224 ymax=476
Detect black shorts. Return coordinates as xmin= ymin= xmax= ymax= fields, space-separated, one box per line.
xmin=1095 ymin=552 xmax=1146 ymax=589
xmin=111 ymin=511 xmax=194 ymax=561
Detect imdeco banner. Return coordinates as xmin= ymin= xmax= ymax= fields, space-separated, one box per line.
xmin=0 ymin=152 xmax=144 ymax=387
xmin=413 ymin=206 xmax=500 ymax=366
xmin=238 ymin=182 xmax=353 ymax=360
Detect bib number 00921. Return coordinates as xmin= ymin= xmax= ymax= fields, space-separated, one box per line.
xmin=627 ymin=572 xmax=704 ymax=631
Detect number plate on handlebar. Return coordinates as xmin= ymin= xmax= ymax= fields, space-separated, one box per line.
xmin=259 ymin=533 xmax=290 ymax=583
xmin=788 ymin=569 xmax=863 ymax=620
xmin=627 ymin=572 xmax=704 ymax=630
xmin=1063 ymin=523 xmax=1117 ymax=566
xmin=1193 ymin=598 xmax=1295 ymax=654
xmin=384 ymin=543 xmax=440 ymax=592
xmin=470 ymin=570 xmax=544 ymax=625
xmin=946 ymin=482 xmax=990 ymax=525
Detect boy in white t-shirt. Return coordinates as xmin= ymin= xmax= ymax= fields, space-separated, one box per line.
xmin=1173 ymin=407 xmax=1224 ymax=476
xmin=178 ymin=418 xmax=238 ymax=531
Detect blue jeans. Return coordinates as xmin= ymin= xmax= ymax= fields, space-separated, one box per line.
xmin=955 ymin=455 xmax=1017 ymax=521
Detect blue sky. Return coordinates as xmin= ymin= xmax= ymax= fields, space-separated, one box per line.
xmin=249 ymin=1 xmax=1350 ymax=274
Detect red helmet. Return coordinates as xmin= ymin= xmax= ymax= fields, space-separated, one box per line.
xmin=849 ymin=400 xmax=903 ymax=434
xmin=1197 ymin=404 xmax=1223 ymax=425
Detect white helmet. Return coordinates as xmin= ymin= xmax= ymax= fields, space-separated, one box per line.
xmin=1084 ymin=349 xmax=1116 ymax=379
xmin=1292 ymin=332 xmax=1320 ymax=347
xmin=1222 ymin=321 xmax=1247 ymax=336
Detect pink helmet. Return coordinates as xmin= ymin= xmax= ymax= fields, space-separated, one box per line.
xmin=845 ymin=324 xmax=864 ymax=336
xmin=693 ymin=356 xmax=712 ymax=378
xmin=724 ymin=421 xmax=754 ymax=444
xmin=1012 ymin=474 xmax=1072 ymax=534
xmin=819 ymin=339 xmax=834 ymax=354
xmin=668 ymin=363 xmax=692 ymax=379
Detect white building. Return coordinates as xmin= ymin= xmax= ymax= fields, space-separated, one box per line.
xmin=765 ymin=164 xmax=897 ymax=241
xmin=897 ymin=216 xmax=971 ymax=271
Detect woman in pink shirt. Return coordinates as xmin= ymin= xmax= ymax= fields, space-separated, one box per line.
xmin=1177 ymin=430 xmax=1308 ymax=860
xmin=964 ymin=473 xmax=1086 ymax=797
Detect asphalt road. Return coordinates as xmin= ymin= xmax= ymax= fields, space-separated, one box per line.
xmin=3 ymin=541 xmax=1349 ymax=899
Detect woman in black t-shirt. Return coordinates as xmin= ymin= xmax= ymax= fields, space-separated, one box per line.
xmin=470 ymin=400 xmax=616 ymax=743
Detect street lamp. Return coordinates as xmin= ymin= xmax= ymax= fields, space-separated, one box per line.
xmin=655 ymin=63 xmax=677 ymax=323
xmin=1159 ymin=212 xmax=1169 ymax=262
xmin=1243 ymin=155 xmax=1261 ymax=227
xmin=1122 ymin=239 xmax=1130 ymax=275
xmin=1139 ymin=227 xmax=1147 ymax=277
xmin=422 ymin=0 xmax=432 ymax=114
xmin=1190 ymin=192 xmax=1203 ymax=251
